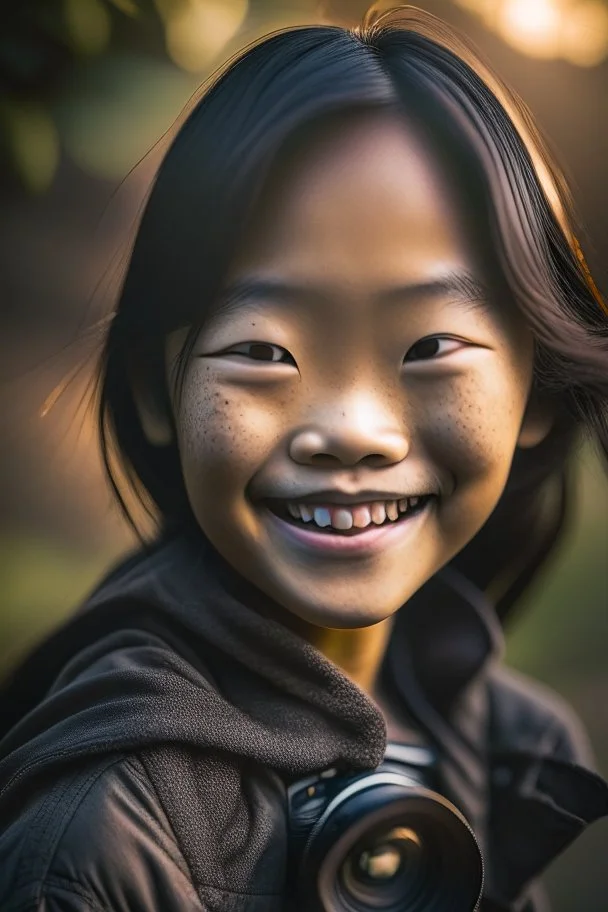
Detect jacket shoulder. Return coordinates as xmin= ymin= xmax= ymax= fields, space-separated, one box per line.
xmin=487 ymin=663 xmax=594 ymax=767
xmin=0 ymin=754 xmax=204 ymax=912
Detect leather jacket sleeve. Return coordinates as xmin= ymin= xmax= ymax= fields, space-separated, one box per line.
xmin=0 ymin=755 xmax=206 ymax=912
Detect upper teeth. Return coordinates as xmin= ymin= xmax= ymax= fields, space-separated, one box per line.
xmin=285 ymin=497 xmax=426 ymax=531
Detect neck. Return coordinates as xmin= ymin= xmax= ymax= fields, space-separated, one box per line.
xmin=305 ymin=617 xmax=395 ymax=695
xmin=207 ymin=541 xmax=394 ymax=695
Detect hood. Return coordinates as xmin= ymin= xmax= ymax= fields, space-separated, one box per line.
xmin=0 ymin=533 xmax=388 ymax=807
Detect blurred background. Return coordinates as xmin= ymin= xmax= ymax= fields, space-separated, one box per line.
xmin=0 ymin=1 xmax=606 ymax=908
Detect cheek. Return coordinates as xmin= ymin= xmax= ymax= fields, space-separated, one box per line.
xmin=175 ymin=370 xmax=286 ymax=502
xmin=421 ymin=368 xmax=528 ymax=479
xmin=418 ymin=368 xmax=530 ymax=556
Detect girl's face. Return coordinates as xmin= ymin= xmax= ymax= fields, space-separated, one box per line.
xmin=163 ymin=112 xmax=548 ymax=629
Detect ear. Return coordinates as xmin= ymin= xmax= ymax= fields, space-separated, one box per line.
xmin=130 ymin=357 xmax=174 ymax=448
xmin=517 ymin=391 xmax=554 ymax=449
xmin=133 ymin=393 xmax=173 ymax=447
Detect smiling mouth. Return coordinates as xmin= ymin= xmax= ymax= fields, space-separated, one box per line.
xmin=263 ymin=495 xmax=435 ymax=536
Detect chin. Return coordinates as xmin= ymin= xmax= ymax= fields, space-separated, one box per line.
xmin=275 ymin=588 xmax=404 ymax=631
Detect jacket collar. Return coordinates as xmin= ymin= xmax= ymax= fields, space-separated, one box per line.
xmin=383 ymin=564 xmax=608 ymax=906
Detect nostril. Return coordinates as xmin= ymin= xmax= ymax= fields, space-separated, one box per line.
xmin=309 ymin=453 xmax=390 ymax=467
xmin=289 ymin=426 xmax=409 ymax=468
xmin=362 ymin=453 xmax=391 ymax=467
xmin=309 ymin=454 xmax=342 ymax=465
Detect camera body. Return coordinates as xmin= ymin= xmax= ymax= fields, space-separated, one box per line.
xmin=287 ymin=744 xmax=483 ymax=912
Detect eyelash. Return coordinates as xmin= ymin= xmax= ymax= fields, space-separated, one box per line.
xmin=219 ymin=337 xmax=463 ymax=364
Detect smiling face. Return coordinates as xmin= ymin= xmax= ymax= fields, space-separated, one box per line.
xmin=157 ymin=112 xmax=550 ymax=629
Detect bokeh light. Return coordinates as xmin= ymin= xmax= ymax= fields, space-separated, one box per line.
xmin=2 ymin=102 xmax=60 ymax=193
xmin=55 ymin=55 xmax=197 ymax=180
xmin=497 ymin=0 xmax=562 ymax=58
xmin=159 ymin=0 xmax=250 ymax=72
xmin=453 ymin=0 xmax=608 ymax=64
xmin=452 ymin=0 xmax=502 ymax=28
xmin=560 ymin=1 xmax=608 ymax=65
xmin=63 ymin=0 xmax=112 ymax=57
xmin=108 ymin=0 xmax=140 ymax=13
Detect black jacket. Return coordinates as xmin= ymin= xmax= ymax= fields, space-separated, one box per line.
xmin=0 ymin=534 xmax=606 ymax=911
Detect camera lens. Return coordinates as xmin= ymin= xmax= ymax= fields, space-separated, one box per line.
xmin=299 ymin=773 xmax=483 ymax=912
xmin=353 ymin=827 xmax=421 ymax=881
xmin=340 ymin=825 xmax=434 ymax=909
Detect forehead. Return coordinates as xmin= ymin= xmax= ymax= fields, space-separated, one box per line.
xmin=228 ymin=110 xmax=485 ymax=292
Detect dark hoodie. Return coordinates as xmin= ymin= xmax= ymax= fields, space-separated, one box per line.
xmin=0 ymin=533 xmax=606 ymax=911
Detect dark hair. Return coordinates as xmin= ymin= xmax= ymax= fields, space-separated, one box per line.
xmin=96 ymin=5 xmax=607 ymax=623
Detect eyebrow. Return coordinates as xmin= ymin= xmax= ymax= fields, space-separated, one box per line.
xmin=209 ymin=270 xmax=491 ymax=321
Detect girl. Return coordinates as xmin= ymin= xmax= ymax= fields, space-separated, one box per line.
xmin=0 ymin=5 xmax=607 ymax=911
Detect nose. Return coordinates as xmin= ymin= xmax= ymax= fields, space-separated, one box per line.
xmin=289 ymin=394 xmax=409 ymax=468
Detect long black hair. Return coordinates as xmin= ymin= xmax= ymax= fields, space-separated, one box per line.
xmin=96 ymin=5 xmax=608 ymax=624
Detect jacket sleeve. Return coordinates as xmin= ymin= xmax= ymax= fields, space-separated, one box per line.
xmin=21 ymin=889 xmax=104 ymax=912
xmin=0 ymin=756 xmax=206 ymax=912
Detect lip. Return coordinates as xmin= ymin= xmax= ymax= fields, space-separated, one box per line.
xmin=263 ymin=499 xmax=433 ymax=558
xmin=264 ymin=488 xmax=433 ymax=507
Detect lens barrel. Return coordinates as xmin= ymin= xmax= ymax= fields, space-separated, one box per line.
xmin=296 ymin=772 xmax=483 ymax=912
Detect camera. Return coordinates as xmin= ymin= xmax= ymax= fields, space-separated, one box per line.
xmin=287 ymin=743 xmax=483 ymax=912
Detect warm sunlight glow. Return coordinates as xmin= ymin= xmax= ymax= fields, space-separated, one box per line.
xmin=453 ymin=0 xmax=608 ymax=65
xmin=560 ymin=1 xmax=608 ymax=65
xmin=497 ymin=0 xmax=562 ymax=58
xmin=164 ymin=0 xmax=249 ymax=72
xmin=452 ymin=0 xmax=502 ymax=28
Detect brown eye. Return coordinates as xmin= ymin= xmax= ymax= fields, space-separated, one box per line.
xmin=407 ymin=339 xmax=440 ymax=361
xmin=224 ymin=341 xmax=295 ymax=363
xmin=248 ymin=342 xmax=281 ymax=361
xmin=404 ymin=337 xmax=462 ymax=362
